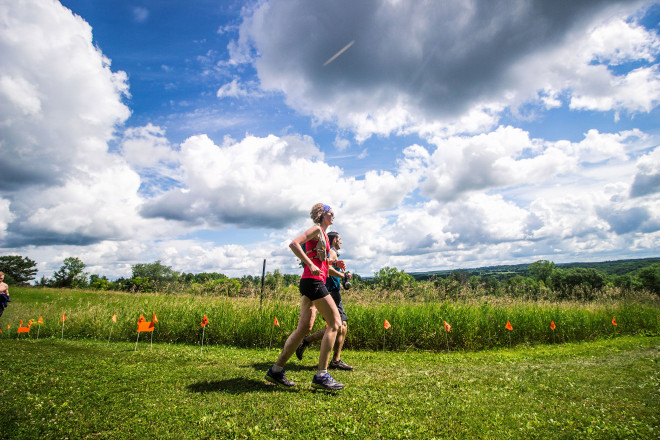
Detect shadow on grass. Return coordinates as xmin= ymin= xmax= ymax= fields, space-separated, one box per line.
xmin=186 ymin=378 xmax=274 ymax=394
xmin=186 ymin=362 xmax=320 ymax=395
xmin=248 ymin=361 xmax=317 ymax=372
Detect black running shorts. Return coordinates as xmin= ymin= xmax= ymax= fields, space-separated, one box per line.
xmin=299 ymin=278 xmax=330 ymax=301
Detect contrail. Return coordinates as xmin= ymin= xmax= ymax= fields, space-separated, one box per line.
xmin=323 ymin=40 xmax=355 ymax=66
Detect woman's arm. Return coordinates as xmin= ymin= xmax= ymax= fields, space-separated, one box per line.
xmin=289 ymin=225 xmax=322 ymax=275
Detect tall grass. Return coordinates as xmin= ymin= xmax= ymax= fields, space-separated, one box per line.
xmin=3 ymin=287 xmax=659 ymax=351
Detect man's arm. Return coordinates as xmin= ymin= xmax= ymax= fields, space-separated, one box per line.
xmin=327 ymin=249 xmax=347 ymax=279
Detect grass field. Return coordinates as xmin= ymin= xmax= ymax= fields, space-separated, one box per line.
xmin=1 ymin=336 xmax=658 ymax=439
xmin=4 ymin=287 xmax=660 ymax=350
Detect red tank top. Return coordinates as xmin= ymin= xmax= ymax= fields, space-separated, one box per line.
xmin=301 ymin=228 xmax=329 ymax=282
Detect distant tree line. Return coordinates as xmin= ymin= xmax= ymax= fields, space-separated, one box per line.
xmin=0 ymin=257 xmax=300 ymax=296
xmin=375 ymin=260 xmax=660 ymax=300
xmin=0 ymin=254 xmax=658 ymax=298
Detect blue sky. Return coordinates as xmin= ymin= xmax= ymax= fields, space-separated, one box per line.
xmin=1 ymin=0 xmax=659 ymax=281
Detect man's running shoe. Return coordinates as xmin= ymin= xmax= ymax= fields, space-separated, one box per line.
xmin=295 ymin=338 xmax=309 ymax=360
xmin=329 ymin=359 xmax=354 ymax=371
xmin=311 ymin=372 xmax=344 ymax=391
xmin=265 ymin=367 xmax=295 ymax=388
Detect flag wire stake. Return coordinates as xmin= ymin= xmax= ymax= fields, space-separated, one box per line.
xmin=201 ymin=325 xmax=206 ymax=355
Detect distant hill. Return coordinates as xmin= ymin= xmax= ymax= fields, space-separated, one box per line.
xmin=407 ymin=257 xmax=660 ymax=281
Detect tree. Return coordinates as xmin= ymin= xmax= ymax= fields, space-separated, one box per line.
xmin=131 ymin=261 xmax=180 ymax=284
xmin=0 ymin=255 xmax=38 ymax=285
xmin=529 ymin=260 xmax=555 ymax=285
xmin=549 ymin=267 xmax=606 ymax=300
xmin=373 ymin=267 xmax=416 ymax=291
xmin=52 ymin=257 xmax=88 ymax=288
xmin=637 ymin=263 xmax=660 ymax=295
xmin=89 ymin=274 xmax=112 ymax=290
xmin=449 ymin=270 xmax=469 ymax=285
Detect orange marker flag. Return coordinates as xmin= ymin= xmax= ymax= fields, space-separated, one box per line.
xmin=18 ymin=326 xmax=30 ymax=333
xmin=612 ymin=317 xmax=617 ymax=326
xmin=112 ymin=314 xmax=117 ymax=323
xmin=7 ymin=324 xmax=10 ymax=330
xmin=60 ymin=312 xmax=66 ymax=340
xmin=505 ymin=321 xmax=513 ymax=331
xmin=384 ymin=319 xmax=391 ymax=329
xmin=19 ymin=319 xmax=23 ymax=326
xmin=137 ymin=321 xmax=154 ymax=332
xmin=550 ymin=321 xmax=556 ymax=330
xmin=153 ymin=313 xmax=158 ymax=323
xmin=38 ymin=317 xmax=44 ymax=324
xmin=136 ymin=314 xmax=153 ymax=332
xmin=273 ymin=316 xmax=280 ymax=327
xmin=200 ymin=315 xmax=210 ymax=354
xmin=444 ymin=321 xmax=451 ymax=332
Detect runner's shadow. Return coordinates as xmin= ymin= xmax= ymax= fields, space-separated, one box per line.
xmin=187 ymin=378 xmax=275 ymax=394
xmin=249 ymin=361 xmax=317 ymax=372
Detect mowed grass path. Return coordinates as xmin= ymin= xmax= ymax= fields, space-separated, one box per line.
xmin=2 ymin=336 xmax=658 ymax=439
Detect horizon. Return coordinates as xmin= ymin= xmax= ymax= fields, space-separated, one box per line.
xmin=1 ymin=1 xmax=659 ymax=281
xmin=17 ymin=255 xmax=660 ymax=284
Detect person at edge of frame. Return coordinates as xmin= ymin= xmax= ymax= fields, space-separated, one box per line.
xmin=0 ymin=272 xmax=9 ymax=319
xmin=295 ymin=231 xmax=354 ymax=370
xmin=264 ymin=203 xmax=347 ymax=391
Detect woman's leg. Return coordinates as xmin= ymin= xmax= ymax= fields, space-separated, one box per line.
xmin=275 ymin=295 xmax=316 ymax=367
xmin=312 ymin=295 xmax=341 ymax=371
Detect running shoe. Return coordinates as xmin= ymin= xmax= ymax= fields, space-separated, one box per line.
xmin=329 ymin=359 xmax=354 ymax=371
xmin=265 ymin=367 xmax=295 ymax=388
xmin=311 ymin=372 xmax=344 ymax=391
xmin=295 ymin=338 xmax=309 ymax=360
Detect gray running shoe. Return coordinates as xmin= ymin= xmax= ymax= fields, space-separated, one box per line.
xmin=295 ymin=338 xmax=309 ymax=360
xmin=311 ymin=372 xmax=344 ymax=391
xmin=329 ymin=359 xmax=354 ymax=371
xmin=265 ymin=367 xmax=295 ymax=387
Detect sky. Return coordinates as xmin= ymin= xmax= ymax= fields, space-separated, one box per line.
xmin=1 ymin=0 xmax=659 ymax=282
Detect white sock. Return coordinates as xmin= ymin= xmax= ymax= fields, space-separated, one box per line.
xmin=316 ymin=369 xmax=327 ymax=377
xmin=272 ymin=365 xmax=283 ymax=373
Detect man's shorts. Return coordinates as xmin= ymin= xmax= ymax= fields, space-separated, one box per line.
xmin=299 ymin=278 xmax=331 ymax=301
xmin=329 ymin=289 xmax=348 ymax=322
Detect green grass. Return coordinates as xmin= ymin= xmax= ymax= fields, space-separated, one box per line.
xmin=1 ymin=336 xmax=658 ymax=439
xmin=4 ymin=287 xmax=660 ymax=351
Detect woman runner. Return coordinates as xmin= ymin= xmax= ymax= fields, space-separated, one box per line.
xmin=265 ymin=203 xmax=345 ymax=390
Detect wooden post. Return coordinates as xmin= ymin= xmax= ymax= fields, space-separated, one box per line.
xmin=260 ymin=259 xmax=266 ymax=307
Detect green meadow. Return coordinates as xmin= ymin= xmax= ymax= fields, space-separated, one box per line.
xmin=1 ymin=337 xmax=658 ymax=439
xmin=3 ymin=287 xmax=659 ymax=350
xmin=1 ymin=287 xmax=659 ymax=439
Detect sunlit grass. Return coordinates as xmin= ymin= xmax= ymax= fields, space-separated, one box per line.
xmin=4 ymin=287 xmax=659 ymax=351
xmin=1 ymin=336 xmax=657 ymax=439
